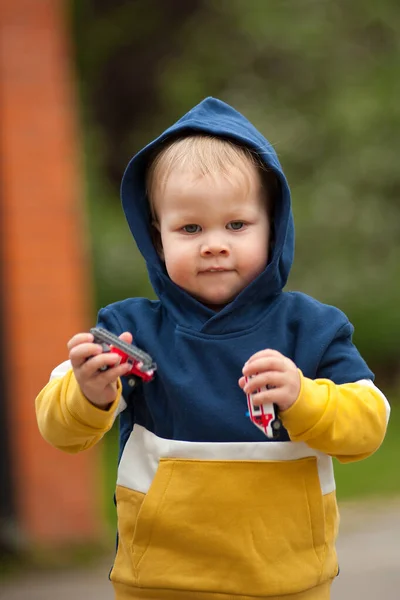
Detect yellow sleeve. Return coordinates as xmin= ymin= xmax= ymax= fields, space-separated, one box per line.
xmin=35 ymin=368 xmax=122 ymax=454
xmin=280 ymin=372 xmax=390 ymax=463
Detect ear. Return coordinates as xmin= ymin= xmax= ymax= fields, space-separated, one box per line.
xmin=151 ymin=221 xmax=164 ymax=260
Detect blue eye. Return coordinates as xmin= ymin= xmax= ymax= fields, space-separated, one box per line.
xmin=228 ymin=221 xmax=245 ymax=230
xmin=183 ymin=224 xmax=201 ymax=234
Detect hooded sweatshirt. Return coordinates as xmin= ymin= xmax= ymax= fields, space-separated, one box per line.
xmin=36 ymin=97 xmax=390 ymax=600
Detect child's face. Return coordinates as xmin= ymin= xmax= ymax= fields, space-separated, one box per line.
xmin=153 ymin=164 xmax=270 ymax=309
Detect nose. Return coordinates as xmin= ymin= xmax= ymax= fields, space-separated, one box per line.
xmin=200 ymin=238 xmax=229 ymax=257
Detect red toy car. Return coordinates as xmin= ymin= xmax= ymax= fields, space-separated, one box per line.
xmin=245 ymin=376 xmax=282 ymax=439
xmin=90 ymin=327 xmax=156 ymax=383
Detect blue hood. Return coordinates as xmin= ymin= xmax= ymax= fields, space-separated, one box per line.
xmin=120 ymin=97 xmax=294 ymax=329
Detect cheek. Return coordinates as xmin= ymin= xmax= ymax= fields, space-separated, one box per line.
xmin=238 ymin=234 xmax=269 ymax=274
xmin=253 ymin=223 xmax=270 ymax=263
xmin=162 ymin=240 xmax=192 ymax=280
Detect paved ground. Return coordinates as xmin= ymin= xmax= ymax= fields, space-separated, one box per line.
xmin=331 ymin=498 xmax=400 ymax=598
xmin=1 ymin=499 xmax=399 ymax=599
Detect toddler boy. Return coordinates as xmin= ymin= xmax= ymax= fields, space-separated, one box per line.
xmin=36 ymin=97 xmax=390 ymax=600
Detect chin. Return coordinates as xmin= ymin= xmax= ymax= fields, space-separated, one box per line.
xmin=198 ymin=293 xmax=237 ymax=308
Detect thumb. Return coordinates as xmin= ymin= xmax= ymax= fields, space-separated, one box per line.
xmin=119 ymin=331 xmax=133 ymax=345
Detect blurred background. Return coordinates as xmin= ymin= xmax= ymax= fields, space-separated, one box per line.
xmin=0 ymin=0 xmax=399 ymax=598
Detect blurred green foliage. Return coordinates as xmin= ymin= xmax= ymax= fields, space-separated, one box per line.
xmin=69 ymin=0 xmax=400 ymax=379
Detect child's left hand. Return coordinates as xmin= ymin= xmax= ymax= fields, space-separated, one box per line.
xmin=238 ymin=349 xmax=301 ymax=412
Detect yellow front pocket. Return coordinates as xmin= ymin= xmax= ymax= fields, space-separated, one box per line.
xmin=121 ymin=457 xmax=327 ymax=596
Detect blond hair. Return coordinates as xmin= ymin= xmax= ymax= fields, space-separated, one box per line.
xmin=146 ymin=135 xmax=276 ymax=220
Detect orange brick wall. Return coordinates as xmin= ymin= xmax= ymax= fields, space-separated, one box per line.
xmin=0 ymin=1 xmax=102 ymax=545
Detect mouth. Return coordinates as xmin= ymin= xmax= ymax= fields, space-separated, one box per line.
xmin=200 ymin=267 xmax=232 ymax=273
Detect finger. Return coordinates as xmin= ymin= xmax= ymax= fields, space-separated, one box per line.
xmin=119 ymin=331 xmax=133 ymax=344
xmin=243 ymin=371 xmax=286 ymax=394
xmin=250 ymin=387 xmax=286 ymax=407
xmin=69 ymin=342 xmax=104 ymax=368
xmin=78 ymin=351 xmax=126 ymax=376
xmin=243 ymin=356 xmax=286 ymax=376
xmin=67 ymin=332 xmax=94 ymax=351
xmin=245 ymin=349 xmax=284 ymax=364
xmin=95 ymin=361 xmax=132 ymax=384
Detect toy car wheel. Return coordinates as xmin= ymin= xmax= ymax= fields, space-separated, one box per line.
xmin=128 ymin=378 xmax=136 ymax=387
xmin=271 ymin=418 xmax=282 ymax=436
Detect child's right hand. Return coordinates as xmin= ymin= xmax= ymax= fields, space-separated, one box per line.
xmin=67 ymin=331 xmax=133 ymax=409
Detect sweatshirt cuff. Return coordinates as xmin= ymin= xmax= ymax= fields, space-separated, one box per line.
xmin=280 ymin=371 xmax=331 ymax=439
xmin=64 ymin=369 xmax=122 ymax=431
